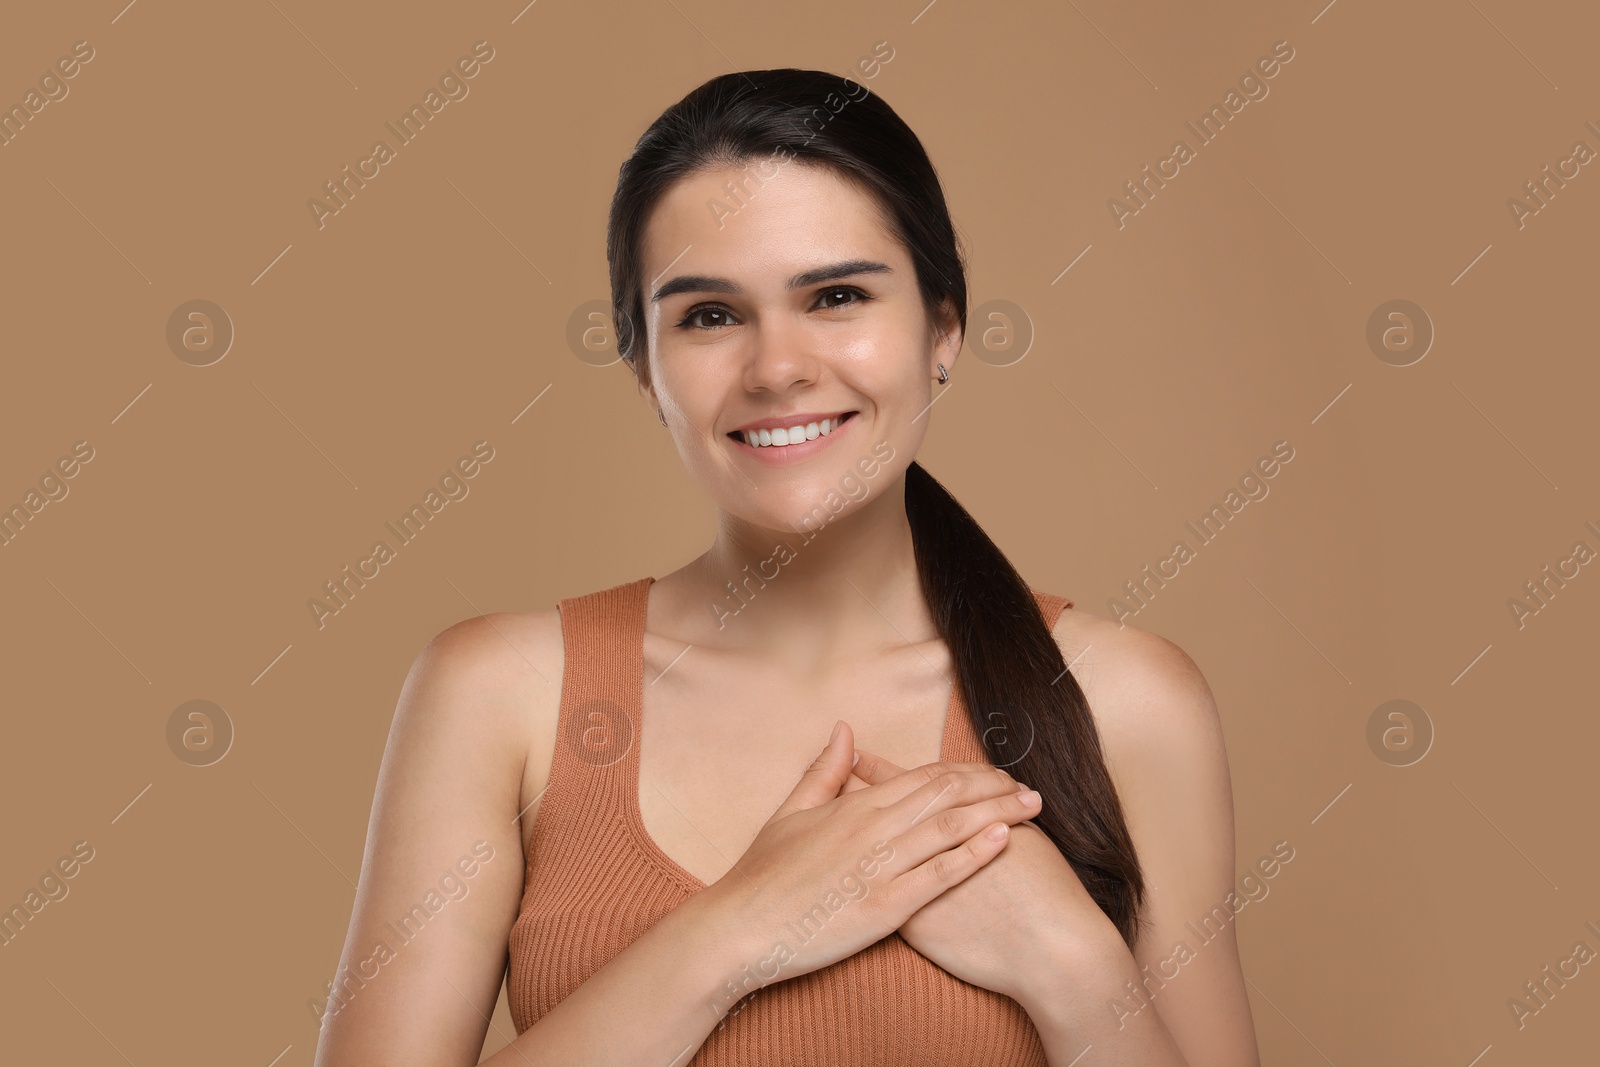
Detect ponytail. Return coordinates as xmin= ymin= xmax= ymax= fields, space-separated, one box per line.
xmin=905 ymin=460 xmax=1146 ymax=947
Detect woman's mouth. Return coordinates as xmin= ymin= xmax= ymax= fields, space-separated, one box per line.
xmin=728 ymin=411 xmax=858 ymax=448
xmin=727 ymin=411 xmax=860 ymax=463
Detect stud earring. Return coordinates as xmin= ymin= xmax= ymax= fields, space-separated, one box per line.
xmin=657 ymin=409 xmax=667 ymax=427
xmin=936 ymin=363 xmax=949 ymax=384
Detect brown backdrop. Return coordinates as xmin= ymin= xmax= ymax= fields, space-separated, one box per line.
xmin=2 ymin=1 xmax=1595 ymax=1063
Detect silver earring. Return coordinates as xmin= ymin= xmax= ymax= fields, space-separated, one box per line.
xmin=657 ymin=409 xmax=667 ymax=427
xmin=936 ymin=363 xmax=949 ymax=384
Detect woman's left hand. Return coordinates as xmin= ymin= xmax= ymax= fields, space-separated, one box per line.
xmin=844 ymin=747 xmax=1119 ymax=1003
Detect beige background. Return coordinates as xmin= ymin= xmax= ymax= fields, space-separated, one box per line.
xmin=2 ymin=0 xmax=1596 ymax=1063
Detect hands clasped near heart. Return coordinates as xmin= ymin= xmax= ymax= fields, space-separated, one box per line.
xmin=703 ymin=720 xmax=1109 ymax=1003
xmin=843 ymin=729 xmax=1109 ymax=1001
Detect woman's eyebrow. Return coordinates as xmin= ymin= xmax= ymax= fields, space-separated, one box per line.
xmin=650 ymin=259 xmax=892 ymax=303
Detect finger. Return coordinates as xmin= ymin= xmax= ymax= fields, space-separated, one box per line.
xmin=884 ymin=765 xmax=1027 ymax=824
xmin=898 ymin=782 xmax=1041 ymax=858
xmin=852 ymin=755 xmax=1021 ymax=810
xmin=849 ymin=747 xmax=906 ymax=784
xmin=903 ymin=818 xmax=1014 ymax=899
xmin=768 ymin=719 xmax=858 ymax=823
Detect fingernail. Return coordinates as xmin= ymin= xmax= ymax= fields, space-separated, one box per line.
xmin=829 ymin=720 xmax=843 ymax=746
xmin=852 ymin=750 xmax=860 ymax=768
xmin=987 ymin=823 xmax=1009 ymax=841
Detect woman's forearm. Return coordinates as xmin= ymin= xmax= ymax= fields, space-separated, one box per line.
xmin=480 ymin=892 xmax=753 ymax=1066
xmin=1016 ymin=936 xmax=1191 ymax=1067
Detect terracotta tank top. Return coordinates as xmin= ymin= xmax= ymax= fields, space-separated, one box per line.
xmin=507 ymin=575 xmax=1075 ymax=1064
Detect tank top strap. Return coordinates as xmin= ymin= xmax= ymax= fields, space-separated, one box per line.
xmin=540 ymin=576 xmax=654 ymax=839
xmin=942 ymin=586 xmax=1076 ymax=764
xmin=1032 ymin=587 xmax=1073 ymax=622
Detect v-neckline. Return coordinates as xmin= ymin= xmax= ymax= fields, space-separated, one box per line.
xmin=624 ymin=575 xmax=964 ymax=893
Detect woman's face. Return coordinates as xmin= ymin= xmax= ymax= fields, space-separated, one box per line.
xmin=637 ymin=160 xmax=960 ymax=533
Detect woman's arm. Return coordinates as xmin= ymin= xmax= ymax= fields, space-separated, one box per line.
xmin=1018 ymin=619 xmax=1259 ymax=1066
xmin=478 ymin=888 xmax=747 ymax=1066
xmin=312 ymin=613 xmax=751 ymax=1067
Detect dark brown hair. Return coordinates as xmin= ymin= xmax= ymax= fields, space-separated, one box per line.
xmin=606 ymin=68 xmax=1147 ymax=948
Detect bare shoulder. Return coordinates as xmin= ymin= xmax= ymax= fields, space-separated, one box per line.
xmin=1047 ymin=602 xmax=1224 ymax=763
xmin=419 ymin=607 xmax=564 ymax=699
xmin=313 ymin=607 xmax=565 ymax=1060
xmin=415 ymin=608 xmax=566 ymax=831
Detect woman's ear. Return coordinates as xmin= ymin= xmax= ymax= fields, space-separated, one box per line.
xmin=930 ymin=295 xmax=961 ymax=375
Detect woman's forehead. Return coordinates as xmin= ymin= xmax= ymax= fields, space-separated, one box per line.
xmin=642 ymin=164 xmax=898 ymax=292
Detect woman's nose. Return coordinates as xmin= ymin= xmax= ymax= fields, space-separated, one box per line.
xmin=742 ymin=317 xmax=822 ymax=391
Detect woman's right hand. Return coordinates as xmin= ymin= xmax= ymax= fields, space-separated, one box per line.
xmin=696 ymin=719 xmax=1037 ymax=983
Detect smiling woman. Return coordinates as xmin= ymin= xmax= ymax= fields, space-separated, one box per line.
xmin=314 ymin=68 xmax=1257 ymax=1067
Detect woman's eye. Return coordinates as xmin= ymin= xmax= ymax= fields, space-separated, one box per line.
xmin=818 ymin=286 xmax=871 ymax=309
xmin=674 ymin=287 xmax=872 ymax=331
xmin=676 ymin=306 xmax=735 ymax=330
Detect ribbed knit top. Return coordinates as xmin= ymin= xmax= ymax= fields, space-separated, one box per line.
xmin=508 ymin=575 xmax=1075 ymax=1064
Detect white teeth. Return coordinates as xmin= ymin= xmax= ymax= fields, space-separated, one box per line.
xmin=740 ymin=415 xmax=849 ymax=447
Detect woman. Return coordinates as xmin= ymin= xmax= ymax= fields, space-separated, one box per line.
xmin=314 ymin=69 xmax=1257 ymax=1066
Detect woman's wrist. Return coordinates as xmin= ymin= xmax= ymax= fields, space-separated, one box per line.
xmin=1012 ymin=931 xmax=1190 ymax=1061
xmin=671 ymin=886 xmax=783 ymax=1019
xmin=1010 ymin=924 xmax=1130 ymax=1027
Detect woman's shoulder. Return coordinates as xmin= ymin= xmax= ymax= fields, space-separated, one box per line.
xmin=415 ymin=572 xmax=654 ymax=712
xmin=421 ymin=607 xmax=565 ymax=686
xmin=1043 ymin=596 xmax=1221 ymax=756
xmin=407 ymin=608 xmax=566 ymax=750
xmin=412 ymin=609 xmax=569 ymax=843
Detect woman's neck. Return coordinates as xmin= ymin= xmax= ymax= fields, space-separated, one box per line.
xmin=652 ymin=483 xmax=941 ymax=672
